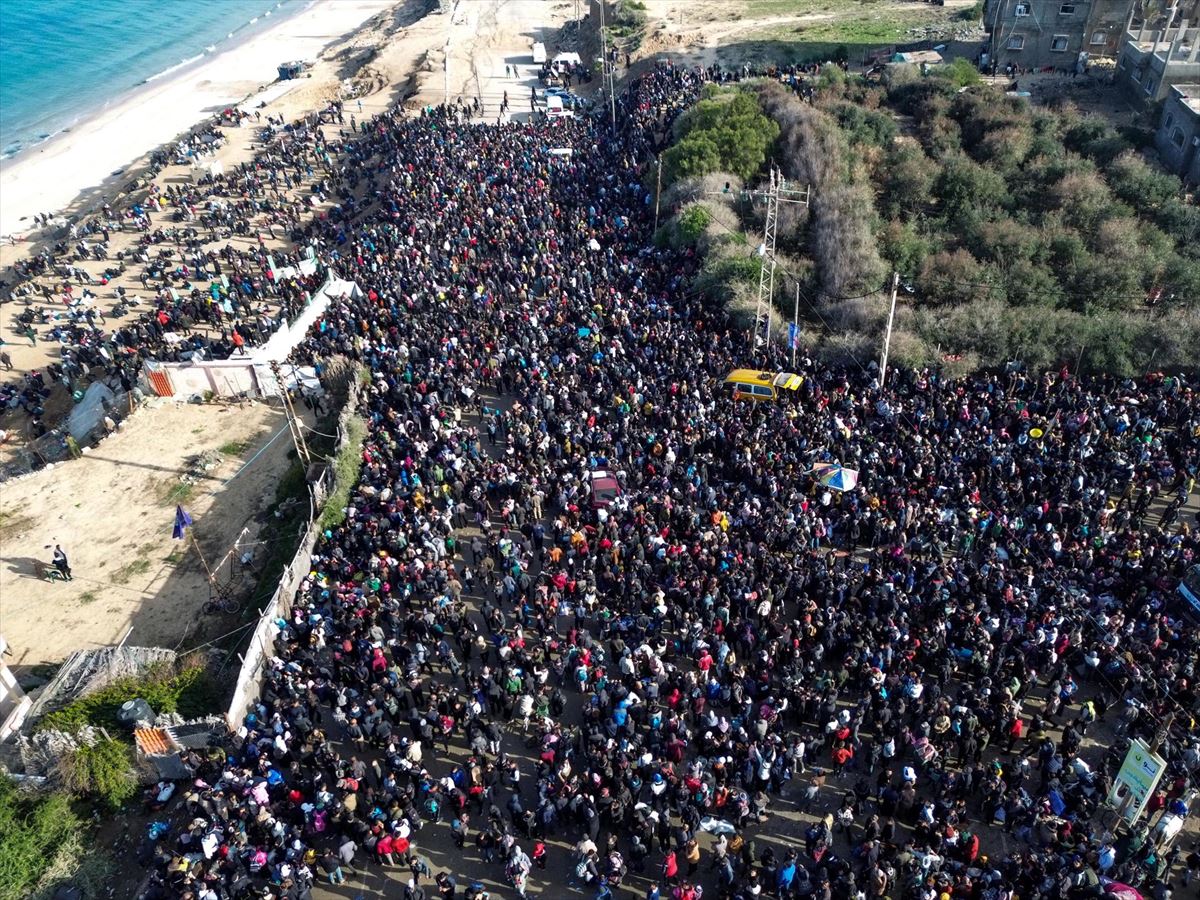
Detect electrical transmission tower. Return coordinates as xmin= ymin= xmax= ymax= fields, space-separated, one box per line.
xmin=749 ymin=167 xmax=809 ymax=358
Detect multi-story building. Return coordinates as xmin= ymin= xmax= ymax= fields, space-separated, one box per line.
xmin=1116 ymin=18 xmax=1200 ymax=104
xmin=1155 ymin=83 xmax=1200 ymax=184
xmin=985 ymin=0 xmax=1133 ymax=72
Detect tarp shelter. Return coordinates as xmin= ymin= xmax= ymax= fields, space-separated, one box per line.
xmin=190 ymin=159 xmax=224 ymax=183
xmin=277 ymin=60 xmax=306 ymax=80
xmin=891 ymin=50 xmax=943 ymax=65
xmin=67 ymin=382 xmax=117 ymax=441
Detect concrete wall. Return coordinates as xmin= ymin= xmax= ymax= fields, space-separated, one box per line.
xmin=0 ymin=635 xmax=31 ymax=743
xmin=986 ymin=0 xmax=1132 ymax=69
xmin=1156 ymin=85 xmax=1200 ymax=183
xmin=224 ymin=372 xmax=361 ymax=728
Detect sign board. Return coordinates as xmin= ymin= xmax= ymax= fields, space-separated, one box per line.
xmin=1107 ymin=738 xmax=1166 ymax=824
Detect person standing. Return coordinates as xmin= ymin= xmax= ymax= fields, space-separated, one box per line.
xmin=52 ymin=544 xmax=72 ymax=580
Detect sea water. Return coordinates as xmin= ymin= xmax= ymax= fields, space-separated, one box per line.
xmin=0 ymin=0 xmax=308 ymax=160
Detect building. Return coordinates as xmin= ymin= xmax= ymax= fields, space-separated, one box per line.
xmin=1116 ymin=19 xmax=1200 ymax=104
xmin=0 ymin=635 xmax=32 ymax=743
xmin=1156 ymin=83 xmax=1200 ymax=184
xmin=985 ymin=0 xmax=1133 ymax=72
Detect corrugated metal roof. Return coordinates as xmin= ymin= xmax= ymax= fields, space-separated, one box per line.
xmin=135 ymin=727 xmax=179 ymax=757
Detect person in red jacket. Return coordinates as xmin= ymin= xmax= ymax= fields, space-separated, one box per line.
xmin=376 ymin=833 xmax=395 ymax=866
xmin=663 ymin=849 xmax=678 ymax=885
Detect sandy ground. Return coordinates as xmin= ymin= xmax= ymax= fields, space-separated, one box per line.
xmin=0 ymin=398 xmax=305 ymax=669
xmin=632 ymin=0 xmax=981 ymax=65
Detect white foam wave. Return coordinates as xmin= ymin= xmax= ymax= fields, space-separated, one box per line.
xmin=146 ymin=53 xmax=205 ymax=83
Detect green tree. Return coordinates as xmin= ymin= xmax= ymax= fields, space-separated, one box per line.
xmin=934 ymin=154 xmax=1010 ymax=223
xmin=880 ymin=145 xmax=937 ymax=219
xmin=1106 ymin=151 xmax=1182 ymax=214
xmin=662 ymin=134 xmax=723 ymax=184
xmin=917 ymin=248 xmax=994 ymax=305
xmin=879 ymin=219 xmax=932 ymax=277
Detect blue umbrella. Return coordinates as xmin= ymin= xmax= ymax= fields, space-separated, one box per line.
xmin=812 ymin=463 xmax=859 ymax=492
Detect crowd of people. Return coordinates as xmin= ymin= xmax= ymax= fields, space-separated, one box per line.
xmin=0 ymin=108 xmax=351 ymax=445
xmin=74 ymin=60 xmax=1196 ymax=900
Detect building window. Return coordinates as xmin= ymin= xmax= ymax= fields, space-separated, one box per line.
xmin=1172 ymin=127 xmax=1186 ymax=147
xmin=1165 ymin=113 xmax=1175 ymax=131
xmin=1145 ymin=77 xmax=1156 ymax=94
xmin=1015 ymin=3 xmax=1030 ymax=15
xmin=1131 ymin=66 xmax=1142 ymax=82
xmin=1007 ymin=34 xmax=1026 ymax=49
xmin=1051 ymin=34 xmax=1070 ymax=51
xmin=1060 ymin=3 xmax=1076 ymax=13
xmin=1091 ymin=30 xmax=1107 ymax=44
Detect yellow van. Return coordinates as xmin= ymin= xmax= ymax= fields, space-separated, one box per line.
xmin=724 ymin=369 xmax=804 ymax=401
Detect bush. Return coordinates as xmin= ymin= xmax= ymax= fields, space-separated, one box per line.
xmin=664 ymin=91 xmax=780 ymax=185
xmin=320 ymin=413 xmax=367 ymax=530
xmin=55 ymin=738 xmax=137 ymax=810
xmin=832 ymin=102 xmax=898 ymax=148
xmin=37 ymin=663 xmax=220 ymax=733
xmin=676 ymin=204 xmax=713 ymax=246
xmin=0 ymin=779 xmax=81 ymax=900
xmin=942 ymin=58 xmax=981 ymax=87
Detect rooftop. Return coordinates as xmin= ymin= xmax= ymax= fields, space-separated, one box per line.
xmin=1175 ymin=83 xmax=1200 ymax=112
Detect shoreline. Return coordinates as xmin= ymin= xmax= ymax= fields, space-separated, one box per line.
xmin=0 ymin=0 xmax=313 ymax=164
xmin=0 ymin=0 xmax=399 ymax=239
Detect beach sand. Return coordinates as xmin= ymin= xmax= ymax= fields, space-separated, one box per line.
xmin=0 ymin=0 xmax=398 ymax=238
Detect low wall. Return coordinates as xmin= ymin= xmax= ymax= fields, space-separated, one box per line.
xmin=143 ymin=276 xmax=361 ymax=400
xmin=223 ymin=368 xmax=363 ymax=728
xmin=223 ymin=519 xmax=322 ymax=728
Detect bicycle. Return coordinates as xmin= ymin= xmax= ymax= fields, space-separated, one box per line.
xmin=202 ymin=596 xmax=240 ymax=615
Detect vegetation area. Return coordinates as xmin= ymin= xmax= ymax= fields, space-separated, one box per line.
xmin=319 ymin=411 xmax=367 ymax=530
xmin=604 ymin=0 xmax=648 ymax=53
xmin=0 ymin=777 xmax=114 ymax=900
xmin=37 ymin=660 xmax=220 ymax=734
xmin=658 ymin=70 xmax=1200 ymax=374
xmin=721 ymin=0 xmax=982 ymax=65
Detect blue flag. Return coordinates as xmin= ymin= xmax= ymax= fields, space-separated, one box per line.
xmin=788 ymin=322 xmax=800 ymax=349
xmin=172 ymin=505 xmax=193 ymax=540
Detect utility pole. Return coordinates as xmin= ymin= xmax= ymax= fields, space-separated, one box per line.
xmin=598 ymin=0 xmax=617 ymax=132
xmin=270 ymin=361 xmax=312 ymax=467
xmin=653 ymin=155 xmax=663 ymax=232
xmin=750 ymin=167 xmax=809 ymax=358
xmin=878 ymin=271 xmax=900 ymax=389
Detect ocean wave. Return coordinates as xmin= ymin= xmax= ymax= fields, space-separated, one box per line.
xmin=145 ymin=53 xmax=205 ymax=83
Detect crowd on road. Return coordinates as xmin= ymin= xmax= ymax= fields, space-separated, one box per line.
xmin=112 ymin=62 xmax=1200 ymax=900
